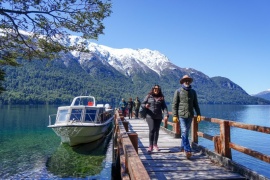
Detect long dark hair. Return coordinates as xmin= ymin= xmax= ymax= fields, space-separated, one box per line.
xmin=148 ymin=84 xmax=164 ymax=98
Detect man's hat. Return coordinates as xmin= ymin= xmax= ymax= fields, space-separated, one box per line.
xmin=180 ymin=75 xmax=193 ymax=84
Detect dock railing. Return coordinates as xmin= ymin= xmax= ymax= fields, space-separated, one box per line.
xmin=162 ymin=114 xmax=270 ymax=163
xmin=113 ymin=110 xmax=150 ymax=180
xmin=192 ymin=116 xmax=270 ymax=162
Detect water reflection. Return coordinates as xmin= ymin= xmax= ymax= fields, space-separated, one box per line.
xmin=46 ymin=137 xmax=109 ymax=178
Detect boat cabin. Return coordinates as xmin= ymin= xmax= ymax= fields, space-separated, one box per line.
xmin=49 ymin=96 xmax=114 ymax=126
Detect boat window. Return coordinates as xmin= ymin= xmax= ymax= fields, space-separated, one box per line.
xmin=70 ymin=109 xmax=83 ymax=121
xmin=85 ymin=109 xmax=96 ymax=121
xmin=57 ymin=109 xmax=69 ymax=122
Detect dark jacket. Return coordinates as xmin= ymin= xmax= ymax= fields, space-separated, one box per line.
xmin=141 ymin=94 xmax=169 ymax=119
xmin=172 ymin=87 xmax=200 ymax=118
xmin=127 ymin=101 xmax=134 ymax=109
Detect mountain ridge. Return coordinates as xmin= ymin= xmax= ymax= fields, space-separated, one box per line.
xmin=1 ymin=39 xmax=269 ymax=105
xmin=252 ymin=89 xmax=270 ymax=101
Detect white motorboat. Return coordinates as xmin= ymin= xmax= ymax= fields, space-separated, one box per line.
xmin=48 ymin=96 xmax=114 ymax=146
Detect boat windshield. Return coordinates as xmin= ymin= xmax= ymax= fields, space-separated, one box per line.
xmin=57 ymin=109 xmax=69 ymax=122
xmin=85 ymin=109 xmax=97 ymax=122
xmin=70 ymin=109 xmax=83 ymax=121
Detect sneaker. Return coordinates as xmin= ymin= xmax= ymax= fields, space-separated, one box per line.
xmin=153 ymin=145 xmax=159 ymax=152
xmin=147 ymin=146 xmax=153 ymax=152
xmin=185 ymin=151 xmax=192 ymax=159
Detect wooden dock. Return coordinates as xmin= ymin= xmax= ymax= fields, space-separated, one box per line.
xmin=113 ymin=111 xmax=270 ymax=180
xmin=126 ymin=118 xmax=245 ymax=180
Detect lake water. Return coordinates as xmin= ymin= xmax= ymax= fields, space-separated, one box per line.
xmin=197 ymin=104 xmax=270 ymax=179
xmin=0 ymin=105 xmax=113 ymax=179
xmin=0 ymin=104 xmax=270 ymax=179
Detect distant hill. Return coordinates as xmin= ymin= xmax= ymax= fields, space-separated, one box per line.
xmin=252 ymin=90 xmax=270 ymax=101
xmin=1 ymin=42 xmax=269 ymax=105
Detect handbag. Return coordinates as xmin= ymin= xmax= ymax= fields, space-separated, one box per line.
xmin=139 ymin=95 xmax=149 ymax=118
xmin=139 ymin=106 xmax=147 ymax=118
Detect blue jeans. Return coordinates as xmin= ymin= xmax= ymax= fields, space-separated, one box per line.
xmin=180 ymin=117 xmax=192 ymax=152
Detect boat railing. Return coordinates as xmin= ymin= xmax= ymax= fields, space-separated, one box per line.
xmin=48 ymin=114 xmax=57 ymax=126
xmin=49 ymin=108 xmax=114 ymax=125
xmin=70 ymin=96 xmax=96 ymax=106
xmin=49 ymin=112 xmax=97 ymax=125
xmin=96 ymin=110 xmax=114 ymax=124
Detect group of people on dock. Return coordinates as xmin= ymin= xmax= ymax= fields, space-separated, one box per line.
xmin=118 ymin=75 xmax=201 ymax=159
xmin=119 ymin=97 xmax=141 ymax=119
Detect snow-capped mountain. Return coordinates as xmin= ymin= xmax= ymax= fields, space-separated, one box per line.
xmin=54 ymin=35 xmax=268 ymax=104
xmin=2 ymin=33 xmax=270 ymax=105
xmin=66 ymin=36 xmax=174 ymax=77
xmin=64 ymin=37 xmax=211 ymax=83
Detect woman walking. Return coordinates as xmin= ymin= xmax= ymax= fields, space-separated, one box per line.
xmin=141 ymin=85 xmax=169 ymax=152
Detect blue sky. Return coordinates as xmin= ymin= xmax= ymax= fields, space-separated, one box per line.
xmin=91 ymin=0 xmax=270 ymax=95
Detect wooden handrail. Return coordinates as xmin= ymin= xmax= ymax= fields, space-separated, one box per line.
xmin=113 ymin=111 xmax=150 ymax=180
xmin=191 ymin=116 xmax=270 ymax=164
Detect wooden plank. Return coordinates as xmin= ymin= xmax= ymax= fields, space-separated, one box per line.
xmin=148 ymin=171 xmax=246 ymax=180
xmin=118 ymin=136 xmax=130 ymax=180
xmin=229 ymin=121 xmax=270 ymax=134
xmin=118 ymin=120 xmax=150 ymax=180
xmin=197 ymin=131 xmax=215 ymax=141
xmin=230 ymin=142 xmax=270 ymax=163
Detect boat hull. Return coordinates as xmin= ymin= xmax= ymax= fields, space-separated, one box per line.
xmin=49 ymin=118 xmax=113 ymax=146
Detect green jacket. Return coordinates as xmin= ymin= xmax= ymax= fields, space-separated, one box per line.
xmin=134 ymin=99 xmax=141 ymax=110
xmin=172 ymin=87 xmax=200 ymax=118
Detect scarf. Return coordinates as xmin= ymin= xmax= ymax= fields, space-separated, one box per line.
xmin=182 ymin=84 xmax=192 ymax=91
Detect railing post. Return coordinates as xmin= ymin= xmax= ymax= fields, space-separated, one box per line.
xmin=128 ymin=132 xmax=138 ymax=154
xmin=214 ymin=135 xmax=221 ymax=154
xmin=163 ymin=118 xmax=168 ymax=128
xmin=123 ymin=121 xmax=129 ymax=132
xmin=173 ymin=121 xmax=181 ymax=135
xmin=220 ymin=121 xmax=232 ymax=159
xmin=191 ymin=117 xmax=198 ymax=144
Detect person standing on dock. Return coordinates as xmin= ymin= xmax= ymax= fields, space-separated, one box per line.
xmin=172 ymin=75 xmax=201 ymax=159
xmin=127 ymin=98 xmax=134 ymax=119
xmin=134 ymin=97 xmax=141 ymax=119
xmin=119 ymin=98 xmax=127 ymax=117
xmin=141 ymin=84 xmax=169 ymax=152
